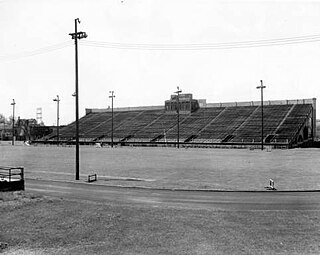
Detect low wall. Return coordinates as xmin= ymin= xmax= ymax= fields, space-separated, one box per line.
xmin=206 ymin=98 xmax=316 ymax=108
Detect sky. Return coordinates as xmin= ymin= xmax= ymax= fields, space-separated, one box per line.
xmin=1 ymin=0 xmax=320 ymax=125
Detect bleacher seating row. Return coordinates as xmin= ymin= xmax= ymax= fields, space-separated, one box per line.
xmin=50 ymin=103 xmax=313 ymax=146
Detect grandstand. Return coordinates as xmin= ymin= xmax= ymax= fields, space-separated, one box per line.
xmin=43 ymin=94 xmax=316 ymax=149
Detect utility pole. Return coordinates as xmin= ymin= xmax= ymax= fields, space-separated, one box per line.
xmin=175 ymin=86 xmax=182 ymax=148
xmin=69 ymin=18 xmax=88 ymax=180
xmin=256 ymin=80 xmax=266 ymax=150
xmin=3 ymin=122 xmax=5 ymax=141
xmin=11 ymin=99 xmax=15 ymax=145
xmin=53 ymin=95 xmax=60 ymax=146
xmin=109 ymin=91 xmax=115 ymax=148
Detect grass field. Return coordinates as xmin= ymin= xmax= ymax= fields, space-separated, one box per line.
xmin=1 ymin=191 xmax=320 ymax=255
xmin=1 ymin=145 xmax=320 ymax=191
xmin=1 ymin=145 xmax=320 ymax=254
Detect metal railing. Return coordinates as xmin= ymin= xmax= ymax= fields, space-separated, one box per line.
xmin=0 ymin=166 xmax=24 ymax=182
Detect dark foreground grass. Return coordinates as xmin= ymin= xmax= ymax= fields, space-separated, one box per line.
xmin=1 ymin=191 xmax=320 ymax=255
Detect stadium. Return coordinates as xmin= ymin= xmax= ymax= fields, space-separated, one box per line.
xmin=2 ymin=1 xmax=320 ymax=253
xmin=42 ymin=93 xmax=316 ymax=149
xmin=2 ymin=89 xmax=320 ymax=255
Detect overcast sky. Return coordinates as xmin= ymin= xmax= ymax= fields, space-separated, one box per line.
xmin=1 ymin=0 xmax=320 ymax=125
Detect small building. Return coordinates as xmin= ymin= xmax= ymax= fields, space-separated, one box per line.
xmin=165 ymin=93 xmax=199 ymax=113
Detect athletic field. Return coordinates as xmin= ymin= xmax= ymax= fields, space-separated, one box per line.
xmin=1 ymin=145 xmax=319 ymax=191
xmin=1 ymin=145 xmax=320 ymax=254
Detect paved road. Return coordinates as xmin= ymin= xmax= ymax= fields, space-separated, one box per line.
xmin=25 ymin=179 xmax=320 ymax=211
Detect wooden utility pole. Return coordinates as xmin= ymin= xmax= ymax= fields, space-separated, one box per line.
xmin=53 ymin=95 xmax=60 ymax=146
xmin=109 ymin=91 xmax=115 ymax=148
xmin=175 ymin=86 xmax=182 ymax=148
xmin=256 ymin=80 xmax=266 ymax=150
xmin=11 ymin=99 xmax=15 ymax=145
xmin=69 ymin=18 xmax=88 ymax=180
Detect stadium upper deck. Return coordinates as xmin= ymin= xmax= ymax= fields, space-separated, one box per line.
xmin=45 ymin=95 xmax=316 ymax=148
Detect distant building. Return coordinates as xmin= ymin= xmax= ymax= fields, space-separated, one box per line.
xmin=0 ymin=118 xmax=53 ymax=141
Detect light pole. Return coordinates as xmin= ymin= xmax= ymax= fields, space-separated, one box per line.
xmin=53 ymin=95 xmax=60 ymax=146
xmin=109 ymin=91 xmax=115 ymax=148
xmin=175 ymin=86 xmax=182 ymax=148
xmin=11 ymin=99 xmax=15 ymax=145
xmin=69 ymin=18 xmax=88 ymax=180
xmin=256 ymin=80 xmax=266 ymax=150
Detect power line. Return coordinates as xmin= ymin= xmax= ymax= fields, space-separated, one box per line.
xmin=0 ymin=41 xmax=72 ymax=62
xmin=80 ymin=34 xmax=320 ymax=50
xmin=81 ymin=39 xmax=320 ymax=50
xmin=1 ymin=33 xmax=320 ymax=62
xmin=86 ymin=34 xmax=320 ymax=47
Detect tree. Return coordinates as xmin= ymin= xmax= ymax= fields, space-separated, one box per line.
xmin=7 ymin=116 xmax=14 ymax=125
xmin=0 ymin=114 xmax=6 ymax=124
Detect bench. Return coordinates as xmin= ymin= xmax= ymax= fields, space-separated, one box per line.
xmin=88 ymin=174 xmax=97 ymax=183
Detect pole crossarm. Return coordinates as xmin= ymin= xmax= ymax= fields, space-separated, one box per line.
xmin=109 ymin=91 xmax=115 ymax=99
xmin=69 ymin=32 xmax=88 ymax=40
xmin=53 ymin=95 xmax=60 ymax=102
xmin=175 ymin=87 xmax=182 ymax=97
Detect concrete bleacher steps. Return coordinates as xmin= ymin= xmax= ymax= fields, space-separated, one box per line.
xmin=55 ymin=101 xmax=314 ymax=147
xmin=198 ymin=106 xmax=257 ymax=141
xmin=231 ymin=104 xmax=292 ymax=143
xmin=274 ymin=104 xmax=313 ymax=143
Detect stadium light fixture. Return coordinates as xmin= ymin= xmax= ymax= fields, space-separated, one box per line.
xmin=53 ymin=95 xmax=60 ymax=146
xmin=256 ymin=80 xmax=266 ymax=150
xmin=109 ymin=91 xmax=115 ymax=148
xmin=174 ymin=86 xmax=182 ymax=148
xmin=11 ymin=99 xmax=15 ymax=145
xmin=69 ymin=18 xmax=88 ymax=180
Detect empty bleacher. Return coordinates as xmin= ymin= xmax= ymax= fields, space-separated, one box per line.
xmin=49 ymin=98 xmax=315 ymax=148
xmin=231 ymin=104 xmax=293 ymax=143
xmin=165 ymin=107 xmax=225 ymax=142
xmin=196 ymin=106 xmax=258 ymax=143
xmin=84 ymin=111 xmax=142 ymax=140
xmin=133 ymin=112 xmax=184 ymax=141
xmin=113 ymin=110 xmax=165 ymax=141
xmin=58 ymin=112 xmax=99 ymax=140
xmin=274 ymin=104 xmax=313 ymax=143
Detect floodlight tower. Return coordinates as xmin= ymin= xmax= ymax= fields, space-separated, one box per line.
xmin=11 ymin=99 xmax=15 ymax=145
xmin=53 ymin=95 xmax=60 ymax=146
xmin=109 ymin=91 xmax=115 ymax=148
xmin=69 ymin=18 xmax=88 ymax=180
xmin=175 ymin=86 xmax=182 ymax=148
xmin=256 ymin=80 xmax=266 ymax=150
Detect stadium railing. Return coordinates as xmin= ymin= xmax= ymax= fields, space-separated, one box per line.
xmin=0 ymin=166 xmax=25 ymax=191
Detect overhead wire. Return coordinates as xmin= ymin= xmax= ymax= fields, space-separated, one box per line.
xmin=80 ymin=34 xmax=320 ymax=50
xmin=0 ymin=41 xmax=73 ymax=62
xmin=1 ymin=34 xmax=320 ymax=62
